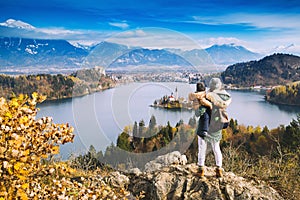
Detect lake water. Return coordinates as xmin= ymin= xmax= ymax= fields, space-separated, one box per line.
xmin=37 ymin=82 xmax=300 ymax=158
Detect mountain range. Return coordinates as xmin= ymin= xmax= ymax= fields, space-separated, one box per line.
xmin=0 ymin=19 xmax=264 ymax=73
xmin=0 ymin=36 xmax=263 ymax=73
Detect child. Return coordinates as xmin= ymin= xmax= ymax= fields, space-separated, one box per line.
xmin=188 ymin=82 xmax=213 ymax=138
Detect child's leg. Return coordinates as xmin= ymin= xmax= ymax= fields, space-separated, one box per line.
xmin=210 ymin=140 xmax=222 ymax=167
xmin=202 ymin=111 xmax=210 ymax=132
xmin=196 ymin=112 xmax=209 ymax=137
xmin=197 ymin=136 xmax=207 ymax=166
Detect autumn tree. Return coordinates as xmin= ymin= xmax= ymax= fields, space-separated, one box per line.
xmin=0 ymin=93 xmax=74 ymax=199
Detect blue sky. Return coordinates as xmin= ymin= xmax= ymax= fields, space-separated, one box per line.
xmin=1 ymin=0 xmax=300 ymax=54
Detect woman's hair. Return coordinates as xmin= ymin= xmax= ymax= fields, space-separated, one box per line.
xmin=196 ymin=82 xmax=206 ymax=92
xmin=209 ymin=78 xmax=222 ymax=91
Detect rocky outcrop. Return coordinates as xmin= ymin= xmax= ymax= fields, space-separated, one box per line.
xmin=127 ymin=164 xmax=283 ymax=200
xmin=104 ymin=152 xmax=284 ymax=200
xmin=144 ymin=151 xmax=188 ymax=172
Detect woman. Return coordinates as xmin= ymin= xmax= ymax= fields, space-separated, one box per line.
xmin=196 ymin=78 xmax=231 ymax=178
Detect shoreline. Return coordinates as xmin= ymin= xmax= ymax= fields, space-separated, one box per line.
xmin=39 ymin=85 xmax=115 ymax=104
xmin=265 ymin=98 xmax=300 ymax=107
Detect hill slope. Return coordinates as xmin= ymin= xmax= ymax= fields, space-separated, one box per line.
xmin=221 ymin=53 xmax=300 ymax=87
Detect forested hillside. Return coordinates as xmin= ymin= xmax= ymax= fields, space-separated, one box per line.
xmin=265 ymin=81 xmax=300 ymax=106
xmin=221 ymin=53 xmax=300 ymax=87
xmin=0 ymin=68 xmax=115 ymax=100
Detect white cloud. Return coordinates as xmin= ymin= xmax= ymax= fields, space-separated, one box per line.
xmin=114 ymin=29 xmax=147 ymax=38
xmin=192 ymin=13 xmax=300 ymax=31
xmin=107 ymin=28 xmax=202 ymax=50
xmin=108 ymin=22 xmax=129 ymax=29
xmin=198 ymin=37 xmax=246 ymax=48
xmin=37 ymin=28 xmax=83 ymax=36
xmin=191 ymin=13 xmax=300 ymax=55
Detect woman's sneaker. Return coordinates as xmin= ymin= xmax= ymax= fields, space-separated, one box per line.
xmin=215 ymin=167 xmax=223 ymax=178
xmin=196 ymin=166 xmax=205 ymax=177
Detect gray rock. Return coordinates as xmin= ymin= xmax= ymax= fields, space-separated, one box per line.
xmin=127 ymin=163 xmax=284 ymax=200
xmin=104 ymin=171 xmax=129 ymax=189
xmin=144 ymin=151 xmax=188 ymax=172
xmin=129 ymin=168 xmax=142 ymax=176
xmin=104 ymin=152 xmax=284 ymax=200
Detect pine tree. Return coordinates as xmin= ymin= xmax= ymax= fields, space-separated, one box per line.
xmin=132 ymin=121 xmax=137 ymax=137
xmin=188 ymin=116 xmax=197 ymax=128
xmin=139 ymin=119 xmax=145 ymax=136
xmin=149 ymin=115 xmax=157 ymax=130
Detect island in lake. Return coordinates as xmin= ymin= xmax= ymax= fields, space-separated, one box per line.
xmin=151 ymin=87 xmax=193 ymax=111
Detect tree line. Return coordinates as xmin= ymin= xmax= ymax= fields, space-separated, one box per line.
xmin=266 ymin=81 xmax=300 ymax=106
xmin=0 ymin=68 xmax=115 ymax=101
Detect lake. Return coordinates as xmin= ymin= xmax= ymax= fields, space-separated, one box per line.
xmin=37 ymin=82 xmax=300 ymax=158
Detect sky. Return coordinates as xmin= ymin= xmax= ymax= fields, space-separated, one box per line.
xmin=1 ymin=0 xmax=300 ymax=54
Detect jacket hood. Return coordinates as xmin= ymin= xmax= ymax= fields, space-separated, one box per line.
xmin=209 ymin=89 xmax=231 ymax=108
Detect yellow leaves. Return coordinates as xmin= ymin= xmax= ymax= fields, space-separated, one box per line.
xmin=4 ymin=111 xmax=12 ymax=119
xmin=0 ymin=93 xmax=75 ymax=199
xmin=31 ymin=92 xmax=46 ymax=103
xmin=20 ymin=156 xmax=28 ymax=162
xmin=10 ymin=98 xmax=20 ymax=108
xmin=17 ymin=175 xmax=27 ymax=181
xmin=20 ymin=116 xmax=29 ymax=125
xmin=30 ymin=155 xmax=38 ymax=161
xmin=21 ymin=183 xmax=29 ymax=190
xmin=31 ymin=92 xmax=38 ymax=100
xmin=17 ymin=189 xmax=28 ymax=200
xmin=41 ymin=154 xmax=48 ymax=159
xmin=21 ymin=149 xmax=30 ymax=157
xmin=0 ymin=147 xmax=6 ymax=154
xmin=51 ymin=146 xmax=60 ymax=155
xmin=7 ymin=167 xmax=13 ymax=175
xmin=14 ymin=162 xmax=23 ymax=171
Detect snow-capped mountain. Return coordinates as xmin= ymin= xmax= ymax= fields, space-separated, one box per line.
xmin=84 ymin=42 xmax=193 ymax=71
xmin=205 ymin=43 xmax=262 ymax=65
xmin=84 ymin=41 xmax=132 ymax=68
xmin=0 ymin=37 xmax=264 ymax=73
xmin=272 ymin=44 xmax=297 ymax=55
xmin=0 ymin=19 xmax=265 ymax=73
xmin=0 ymin=37 xmax=88 ymax=73
xmin=110 ymin=48 xmax=191 ymax=67
xmin=0 ymin=19 xmax=35 ymax=30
